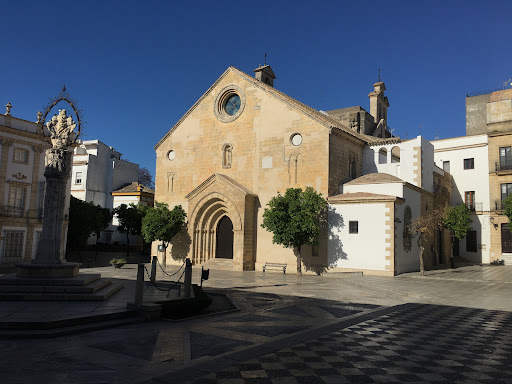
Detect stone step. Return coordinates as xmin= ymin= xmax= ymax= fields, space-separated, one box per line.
xmin=0 ymin=277 xmax=112 ymax=294
xmin=0 ymin=273 xmax=101 ymax=286
xmin=0 ymin=308 xmax=136 ymax=330
xmin=201 ymin=259 xmax=233 ymax=270
xmin=0 ymin=316 xmax=144 ymax=338
xmin=501 ymin=254 xmax=512 ymax=265
xmin=0 ymin=282 xmax=124 ymax=301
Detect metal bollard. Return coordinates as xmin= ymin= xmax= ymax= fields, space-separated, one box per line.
xmin=150 ymin=256 xmax=157 ymax=282
xmin=135 ymin=263 xmax=144 ymax=305
xmin=184 ymin=258 xmax=192 ymax=298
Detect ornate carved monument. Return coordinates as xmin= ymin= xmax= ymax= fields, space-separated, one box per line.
xmin=17 ymin=90 xmax=83 ymax=278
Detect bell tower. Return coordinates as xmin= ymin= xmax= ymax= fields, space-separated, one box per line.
xmin=253 ymin=64 xmax=276 ymax=87
xmin=368 ymin=81 xmax=389 ymax=124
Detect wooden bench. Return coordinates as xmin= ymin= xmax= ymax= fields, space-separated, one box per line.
xmin=262 ymin=262 xmax=287 ymax=274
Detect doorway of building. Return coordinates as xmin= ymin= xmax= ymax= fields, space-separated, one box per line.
xmin=216 ymin=216 xmax=233 ymax=259
xmin=501 ymin=224 xmax=512 ymax=253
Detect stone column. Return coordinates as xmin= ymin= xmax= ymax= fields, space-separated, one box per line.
xmin=29 ymin=146 xmax=44 ymax=217
xmin=33 ymin=148 xmax=73 ymax=264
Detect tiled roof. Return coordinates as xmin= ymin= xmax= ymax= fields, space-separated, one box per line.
xmin=489 ymin=89 xmax=512 ymax=103
xmin=112 ymin=182 xmax=155 ymax=194
xmin=328 ymin=192 xmax=399 ymax=202
xmin=344 ymin=173 xmax=404 ymax=185
xmin=230 ymin=67 xmax=369 ymax=142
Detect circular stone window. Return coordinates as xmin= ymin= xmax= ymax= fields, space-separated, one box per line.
xmin=291 ymin=133 xmax=303 ymax=146
xmin=167 ymin=150 xmax=175 ymax=161
xmin=214 ymin=85 xmax=246 ymax=123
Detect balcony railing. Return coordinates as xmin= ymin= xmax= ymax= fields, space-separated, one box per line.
xmin=495 ymin=162 xmax=512 ymax=172
xmin=0 ymin=205 xmax=24 ymax=217
xmin=466 ymin=202 xmax=482 ymax=212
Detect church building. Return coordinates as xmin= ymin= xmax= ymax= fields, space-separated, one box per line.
xmin=153 ymin=64 xmax=412 ymax=274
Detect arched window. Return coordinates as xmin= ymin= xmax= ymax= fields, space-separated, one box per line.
xmin=349 ymin=157 xmax=357 ymax=179
xmin=222 ymin=144 xmax=232 ymax=168
xmin=379 ymin=148 xmax=387 ymax=164
xmin=391 ymin=146 xmax=400 ymax=163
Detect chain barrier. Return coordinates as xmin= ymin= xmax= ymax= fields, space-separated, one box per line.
xmin=143 ymin=264 xmax=186 ymax=298
xmin=157 ymin=258 xmax=185 ymax=278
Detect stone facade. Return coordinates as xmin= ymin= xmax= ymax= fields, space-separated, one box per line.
xmin=154 ymin=66 xmax=373 ymax=271
xmin=488 ymin=131 xmax=512 ymax=262
xmin=0 ymin=113 xmax=52 ymax=265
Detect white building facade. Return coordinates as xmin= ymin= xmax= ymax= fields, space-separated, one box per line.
xmin=432 ymin=134 xmax=491 ymax=263
xmin=71 ymin=140 xmax=139 ymax=245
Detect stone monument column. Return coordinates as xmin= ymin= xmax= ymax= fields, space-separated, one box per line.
xmin=33 ymin=148 xmax=72 ymax=263
xmin=17 ymin=109 xmax=80 ymax=278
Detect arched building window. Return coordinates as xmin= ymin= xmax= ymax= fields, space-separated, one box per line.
xmin=349 ymin=156 xmax=357 ymax=179
xmin=391 ymin=146 xmax=400 ymax=163
xmin=222 ymin=144 xmax=232 ymax=169
xmin=379 ymin=148 xmax=387 ymax=164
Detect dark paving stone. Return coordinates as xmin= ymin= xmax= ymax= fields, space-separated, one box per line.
xmin=269 ymin=305 xmax=314 ymax=317
xmin=230 ymin=325 xmax=309 ymax=337
xmin=91 ymin=332 xmax=158 ymax=361
xmin=317 ymin=305 xmax=361 ymax=318
xmin=190 ymin=332 xmax=252 ymax=360
xmin=212 ymin=313 xmax=275 ymax=323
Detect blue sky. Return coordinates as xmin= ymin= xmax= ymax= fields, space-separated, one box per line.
xmin=2 ymin=0 xmax=511 ymax=178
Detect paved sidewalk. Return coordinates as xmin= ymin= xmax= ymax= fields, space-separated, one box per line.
xmin=1 ymin=264 xmax=512 ymax=383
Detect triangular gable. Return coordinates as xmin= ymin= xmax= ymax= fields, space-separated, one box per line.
xmin=185 ymin=173 xmax=256 ymax=200
xmin=155 ymin=66 xmax=368 ymax=150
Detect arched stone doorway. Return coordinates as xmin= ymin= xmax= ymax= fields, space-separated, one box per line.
xmin=185 ymin=174 xmax=257 ymax=270
xmin=216 ymin=216 xmax=233 ymax=259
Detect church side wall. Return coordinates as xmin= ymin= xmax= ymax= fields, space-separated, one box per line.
xmin=328 ymin=132 xmax=364 ymax=196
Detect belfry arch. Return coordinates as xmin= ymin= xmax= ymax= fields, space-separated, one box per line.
xmin=185 ymin=174 xmax=257 ymax=270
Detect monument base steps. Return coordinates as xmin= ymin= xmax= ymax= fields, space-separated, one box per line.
xmin=0 ymin=273 xmax=124 ymax=301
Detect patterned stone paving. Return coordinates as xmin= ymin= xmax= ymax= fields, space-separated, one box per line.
xmin=186 ymin=304 xmax=512 ymax=384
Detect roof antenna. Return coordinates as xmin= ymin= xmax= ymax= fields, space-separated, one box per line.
xmin=264 ymin=52 xmax=267 ymax=66
xmin=378 ymin=68 xmax=381 ymax=82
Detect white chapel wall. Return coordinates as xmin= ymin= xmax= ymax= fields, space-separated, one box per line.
xmin=328 ymin=202 xmax=388 ymax=271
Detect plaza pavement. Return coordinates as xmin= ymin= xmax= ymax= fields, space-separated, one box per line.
xmin=1 ymin=263 xmax=512 ymax=383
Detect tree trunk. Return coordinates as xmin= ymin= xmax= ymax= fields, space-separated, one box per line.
xmin=294 ymin=247 xmax=302 ymax=276
xmin=126 ymin=233 xmax=130 ymax=257
xmin=419 ymin=245 xmax=425 ymax=276
xmin=450 ymin=234 xmax=455 ymax=269
xmin=95 ymin=232 xmax=100 ymax=260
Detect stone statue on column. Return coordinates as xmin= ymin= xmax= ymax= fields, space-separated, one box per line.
xmin=18 ymin=109 xmax=80 ymax=278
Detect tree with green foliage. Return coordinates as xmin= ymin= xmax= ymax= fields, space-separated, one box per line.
xmin=443 ymin=204 xmax=472 ymax=268
xmin=504 ymin=194 xmax=512 ymax=231
xmin=67 ymin=196 xmax=97 ymax=260
xmin=113 ymin=203 xmax=148 ymax=256
xmin=142 ymin=203 xmax=187 ymax=260
xmin=92 ymin=205 xmax=113 ymax=257
xmin=261 ymin=187 xmax=328 ymax=276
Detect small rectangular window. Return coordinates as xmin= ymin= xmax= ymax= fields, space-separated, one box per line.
xmin=349 ymin=221 xmax=358 ymax=234
xmin=463 ymin=158 xmax=474 ymax=170
xmin=8 ymin=186 xmax=25 ymax=208
xmin=13 ymin=148 xmax=29 ymax=163
xmin=500 ymin=147 xmax=512 ymax=170
xmin=465 ymin=191 xmax=475 ymax=211
xmin=443 ymin=161 xmax=450 ymax=173
xmin=75 ymin=172 xmax=82 ymax=184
